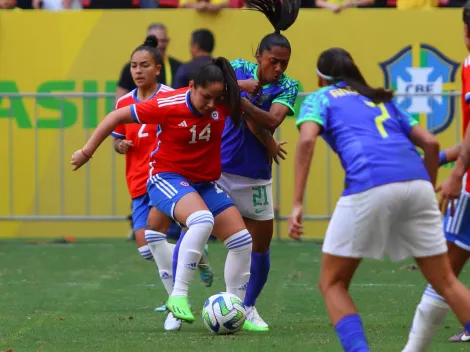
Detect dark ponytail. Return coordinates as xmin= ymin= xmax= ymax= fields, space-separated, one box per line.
xmin=245 ymin=0 xmax=301 ymax=55
xmin=317 ymin=48 xmax=394 ymax=104
xmin=131 ymin=34 xmax=162 ymax=65
xmin=193 ymin=57 xmax=241 ymax=126
xmin=464 ymin=0 xmax=470 ymax=27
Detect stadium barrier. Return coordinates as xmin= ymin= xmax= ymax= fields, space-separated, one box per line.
xmin=0 ymin=9 xmax=466 ymax=238
xmin=0 ymin=91 xmax=461 ymax=239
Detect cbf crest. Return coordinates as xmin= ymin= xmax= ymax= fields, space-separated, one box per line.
xmin=379 ymin=44 xmax=459 ymax=134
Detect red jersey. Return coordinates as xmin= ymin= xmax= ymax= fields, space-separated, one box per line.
xmin=112 ymin=84 xmax=173 ymax=199
xmin=462 ymin=57 xmax=470 ymax=192
xmin=130 ymin=88 xmax=231 ymax=183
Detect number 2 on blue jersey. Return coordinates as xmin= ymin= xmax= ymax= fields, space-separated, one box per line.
xmin=365 ymin=101 xmax=391 ymax=139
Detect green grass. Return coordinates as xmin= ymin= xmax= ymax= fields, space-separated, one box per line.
xmin=0 ymin=239 xmax=468 ymax=352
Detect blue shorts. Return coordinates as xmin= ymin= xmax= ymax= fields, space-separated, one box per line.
xmin=132 ymin=193 xmax=151 ymax=232
xmin=444 ymin=191 xmax=470 ymax=251
xmin=147 ymin=172 xmax=234 ymax=224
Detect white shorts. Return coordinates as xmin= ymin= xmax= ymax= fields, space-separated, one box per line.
xmin=217 ymin=172 xmax=274 ymax=221
xmin=323 ymin=180 xmax=447 ymax=262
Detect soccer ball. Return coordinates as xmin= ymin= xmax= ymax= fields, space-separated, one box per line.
xmin=202 ymin=292 xmax=246 ymax=335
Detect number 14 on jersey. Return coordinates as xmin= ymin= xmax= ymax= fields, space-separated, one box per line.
xmin=189 ymin=123 xmax=211 ymax=144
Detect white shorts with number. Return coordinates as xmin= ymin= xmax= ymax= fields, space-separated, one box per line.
xmin=323 ymin=180 xmax=447 ymax=261
xmin=217 ymin=172 xmax=274 ymax=221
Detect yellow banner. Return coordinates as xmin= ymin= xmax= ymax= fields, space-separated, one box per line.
xmin=0 ymin=9 xmax=466 ymax=239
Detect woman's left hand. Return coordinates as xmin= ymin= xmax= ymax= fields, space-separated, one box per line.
xmin=288 ymin=204 xmax=304 ymax=240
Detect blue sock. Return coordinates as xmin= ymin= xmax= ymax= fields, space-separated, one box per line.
xmin=172 ymin=230 xmax=186 ymax=286
xmin=244 ymin=250 xmax=270 ymax=307
xmin=335 ymin=314 xmax=370 ymax=352
xmin=465 ymin=321 xmax=470 ymax=332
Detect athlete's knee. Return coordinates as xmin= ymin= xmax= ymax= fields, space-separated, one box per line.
xmin=224 ymin=229 xmax=253 ymax=252
xmin=251 ymin=233 xmax=272 ymax=253
xmin=318 ymin=275 xmax=348 ymax=297
xmin=145 ymin=229 xmax=167 ymax=245
xmin=430 ymin=271 xmax=459 ymax=299
xmin=187 ymin=210 xmax=214 ymax=234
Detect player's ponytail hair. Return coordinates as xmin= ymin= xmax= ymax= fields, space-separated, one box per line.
xmin=246 ymin=0 xmax=301 ymax=56
xmin=131 ymin=34 xmax=162 ymax=65
xmin=194 ymin=57 xmax=242 ymax=126
xmin=317 ymin=48 xmax=394 ymax=104
xmin=463 ymin=0 xmax=470 ymax=28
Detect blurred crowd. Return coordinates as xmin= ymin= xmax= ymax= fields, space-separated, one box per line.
xmin=0 ymin=0 xmax=467 ymax=11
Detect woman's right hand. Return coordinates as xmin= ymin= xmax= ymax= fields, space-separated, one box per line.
xmin=238 ymin=79 xmax=262 ymax=97
xmin=267 ymin=140 xmax=287 ymax=164
xmin=71 ymin=149 xmax=92 ymax=171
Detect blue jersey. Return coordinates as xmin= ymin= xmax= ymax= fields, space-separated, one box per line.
xmin=221 ymin=58 xmax=299 ymax=180
xmin=296 ymin=82 xmax=430 ymax=196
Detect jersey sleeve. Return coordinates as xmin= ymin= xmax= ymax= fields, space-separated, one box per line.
xmin=111 ymin=124 xmax=126 ymax=139
xmin=391 ymin=101 xmax=418 ymax=136
xmin=296 ymin=91 xmax=329 ymax=131
xmin=463 ymin=63 xmax=470 ymax=104
xmin=272 ymin=79 xmax=299 ymax=116
xmin=130 ymin=99 xmax=167 ymax=125
xmin=230 ymin=58 xmax=247 ymax=77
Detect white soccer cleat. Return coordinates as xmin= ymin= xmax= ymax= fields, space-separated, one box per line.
xmin=164 ymin=312 xmax=182 ymax=331
xmin=245 ymin=306 xmax=269 ymax=329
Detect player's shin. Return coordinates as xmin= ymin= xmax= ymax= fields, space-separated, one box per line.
xmin=172 ymin=210 xmax=214 ymax=297
xmin=223 ymin=230 xmax=252 ymax=301
xmin=402 ymin=285 xmax=450 ymax=352
xmin=144 ymin=230 xmax=174 ymax=295
xmin=172 ymin=229 xmax=185 ymax=286
xmin=244 ymin=250 xmax=271 ymax=307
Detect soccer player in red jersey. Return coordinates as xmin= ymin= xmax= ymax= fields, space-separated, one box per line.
xmin=71 ymin=57 xmax=279 ymax=323
xmin=403 ymin=2 xmax=470 ymax=348
xmin=112 ymin=35 xmax=215 ymax=331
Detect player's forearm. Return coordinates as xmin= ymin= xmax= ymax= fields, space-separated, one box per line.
xmin=440 ymin=143 xmax=462 ymax=165
xmin=241 ymin=99 xmax=278 ymax=130
xmin=422 ymin=143 xmax=440 ymax=188
xmin=293 ymin=137 xmax=316 ymax=206
xmin=451 ymin=128 xmax=470 ymax=178
xmin=83 ymin=110 xmax=131 ymax=156
xmin=246 ymin=120 xmax=274 ymax=147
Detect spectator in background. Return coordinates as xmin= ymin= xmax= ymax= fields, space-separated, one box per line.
xmin=82 ymin=0 xmax=135 ymax=8
xmin=0 ymin=0 xmax=18 ymax=8
xmin=316 ymin=0 xmax=374 ymax=12
xmin=32 ymin=0 xmax=82 ymax=9
xmin=140 ymin=0 xmax=157 ymax=7
xmin=173 ymin=29 xmax=215 ymax=89
xmin=180 ymin=0 xmax=231 ymax=13
xmin=395 ymin=0 xmax=437 ymax=7
xmin=116 ymin=23 xmax=181 ymax=100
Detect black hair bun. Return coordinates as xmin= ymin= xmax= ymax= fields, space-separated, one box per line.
xmin=144 ymin=34 xmax=159 ymax=48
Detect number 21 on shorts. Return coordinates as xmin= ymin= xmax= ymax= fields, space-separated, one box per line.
xmin=252 ymin=186 xmax=269 ymax=207
xmin=365 ymin=101 xmax=391 ymax=139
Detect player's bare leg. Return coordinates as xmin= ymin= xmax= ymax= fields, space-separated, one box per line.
xmin=319 ymin=253 xmax=370 ymax=351
xmin=446 ymin=243 xmax=470 ymax=342
xmin=167 ymin=193 xmax=214 ymax=323
xmin=144 ymin=207 xmax=181 ymax=330
xmin=242 ymin=217 xmax=272 ymax=332
xmin=403 ymin=243 xmax=470 ymax=350
xmin=212 ymin=206 xmax=252 ymax=301
xmin=403 ymin=253 xmax=470 ymax=352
